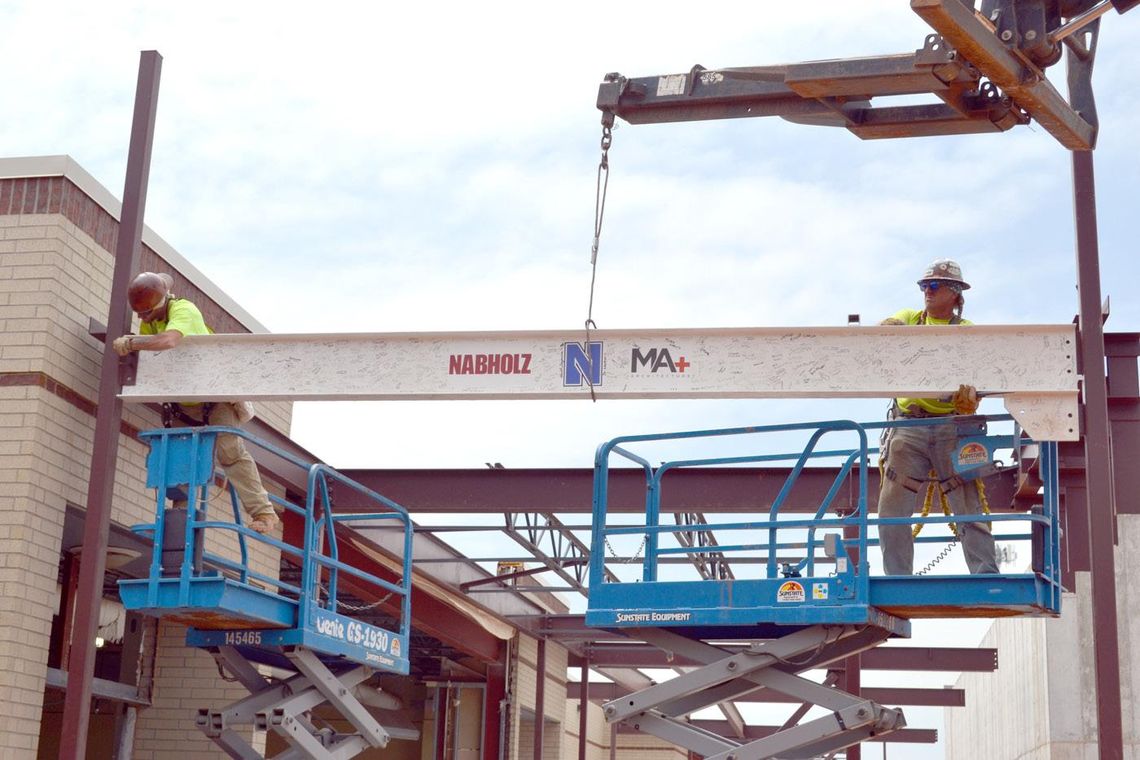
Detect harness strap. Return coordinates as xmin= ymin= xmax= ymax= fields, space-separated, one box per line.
xmin=884 ymin=466 xmax=928 ymax=493
xmin=939 ymin=462 xmax=1001 ymax=494
xmin=161 ymin=402 xmax=215 ymax=428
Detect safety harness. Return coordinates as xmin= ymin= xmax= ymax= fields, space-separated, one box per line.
xmin=161 ymin=402 xmax=215 ymax=429
xmin=882 ymin=308 xmax=988 ymax=540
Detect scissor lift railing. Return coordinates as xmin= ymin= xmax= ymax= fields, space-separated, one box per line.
xmin=118 ymin=426 xmax=415 ymax=759
xmin=585 ymin=414 xmax=1061 ymax=760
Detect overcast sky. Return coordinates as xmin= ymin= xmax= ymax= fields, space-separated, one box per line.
xmin=6 ymin=0 xmax=1137 ymax=471
xmin=5 ymin=2 xmax=1138 ymax=755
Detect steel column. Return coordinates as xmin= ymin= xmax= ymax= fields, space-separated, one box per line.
xmin=577 ymin=652 xmax=589 ymax=760
xmin=61 ymin=49 xmax=162 ymax=760
xmin=532 ymin=638 xmax=546 ymax=760
xmin=845 ymin=658 xmax=862 ymax=760
xmin=1072 ymin=148 xmax=1122 ymax=758
xmin=484 ymin=662 xmax=506 ymax=760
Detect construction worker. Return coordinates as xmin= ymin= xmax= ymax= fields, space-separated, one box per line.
xmin=877 ymin=259 xmax=999 ymax=575
xmin=112 ymin=272 xmax=279 ymax=535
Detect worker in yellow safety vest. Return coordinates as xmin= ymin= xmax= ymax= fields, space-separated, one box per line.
xmin=112 ymin=272 xmax=279 ymax=535
xmin=877 ymin=259 xmax=999 ymax=575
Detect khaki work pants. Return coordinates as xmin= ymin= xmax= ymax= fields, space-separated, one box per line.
xmin=169 ymin=402 xmax=275 ymax=519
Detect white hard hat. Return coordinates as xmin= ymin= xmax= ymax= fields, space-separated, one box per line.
xmin=918 ymin=258 xmax=970 ymax=290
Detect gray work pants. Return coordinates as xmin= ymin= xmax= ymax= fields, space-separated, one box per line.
xmin=878 ymin=422 xmax=999 ymax=575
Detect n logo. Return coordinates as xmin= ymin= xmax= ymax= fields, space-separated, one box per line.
xmin=563 ymin=341 xmax=603 ymax=387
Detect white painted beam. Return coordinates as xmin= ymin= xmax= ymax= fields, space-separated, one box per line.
xmin=120 ymin=324 xmax=1080 ymax=440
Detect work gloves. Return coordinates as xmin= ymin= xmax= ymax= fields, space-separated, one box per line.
xmin=951 ymin=384 xmax=979 ymax=415
xmin=112 ymin=336 xmax=134 ymax=356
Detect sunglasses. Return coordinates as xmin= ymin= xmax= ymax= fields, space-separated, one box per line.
xmin=135 ymin=296 xmax=168 ymax=321
xmin=919 ymin=280 xmax=955 ymax=292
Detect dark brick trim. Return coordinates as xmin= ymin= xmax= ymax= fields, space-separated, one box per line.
xmin=0 ymin=371 xmax=142 ymax=439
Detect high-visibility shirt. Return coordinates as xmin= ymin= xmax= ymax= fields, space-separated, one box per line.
xmin=888 ymin=308 xmax=973 ymax=416
xmin=139 ymin=297 xmax=211 ymax=337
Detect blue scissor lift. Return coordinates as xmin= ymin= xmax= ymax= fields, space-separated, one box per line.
xmin=586 ymin=414 xmax=1061 ymax=760
xmin=118 ymin=427 xmax=415 ymax=760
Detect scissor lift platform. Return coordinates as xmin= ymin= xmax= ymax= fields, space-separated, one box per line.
xmin=585 ymin=415 xmax=1062 ymax=758
xmin=118 ymin=427 xmax=416 ymax=759
xmin=118 ymin=574 xmax=295 ymax=630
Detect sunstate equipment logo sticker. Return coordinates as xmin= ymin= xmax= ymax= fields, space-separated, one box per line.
xmin=777 ymin=580 xmax=805 ymax=603
xmin=957 ymin=441 xmax=989 ymax=468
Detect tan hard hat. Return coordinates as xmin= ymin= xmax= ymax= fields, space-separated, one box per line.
xmin=127 ymin=272 xmax=170 ymax=313
xmin=918 ymin=258 xmax=970 ymax=290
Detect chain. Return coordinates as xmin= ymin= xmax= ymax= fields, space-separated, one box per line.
xmin=604 ymin=533 xmax=646 ymax=564
xmin=583 ymin=115 xmax=615 ymax=402
xmin=317 ymin=583 xmax=395 ymax=612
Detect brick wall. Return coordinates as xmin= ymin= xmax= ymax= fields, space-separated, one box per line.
xmin=0 ymin=174 xmax=289 ymax=756
xmin=130 ymin=620 xmax=264 ymax=758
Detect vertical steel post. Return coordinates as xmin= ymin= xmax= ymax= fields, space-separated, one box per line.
xmin=59 ymin=50 xmax=162 ymax=759
xmin=434 ymin=685 xmax=448 ymax=760
xmin=484 ymin=661 xmax=506 ymax=760
xmin=577 ymin=650 xmax=590 ymax=760
xmin=1071 ymin=148 xmax=1123 ymax=759
xmin=533 ymin=638 xmax=546 ymax=759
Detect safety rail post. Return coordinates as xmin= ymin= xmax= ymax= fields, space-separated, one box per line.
xmin=319 ymin=471 xmax=340 ymax=609
xmin=177 ymin=430 xmax=206 ymax=607
xmin=299 ymin=464 xmax=321 ymax=629
xmin=590 ymin=440 xmax=655 ymax=587
xmin=765 ymin=422 xmax=863 ymax=579
xmin=644 ymin=472 xmax=660 ymax=583
xmin=588 ymin=442 xmax=611 ymax=591
xmin=144 ymin=434 xmax=169 ymax=607
xmin=224 ymin=479 xmax=252 ymax=584
xmin=1042 ymin=440 xmax=1062 ymax=609
xmin=802 ymin=449 xmax=863 ymax=576
xmin=854 ymin=424 xmax=871 ymax=587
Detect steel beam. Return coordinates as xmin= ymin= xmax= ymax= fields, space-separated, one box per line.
xmin=120 ymin=325 xmax=1079 ymax=439
xmin=566 ymin=640 xmax=998 ymax=672
xmin=672 ymin=721 xmax=938 ymax=745
xmin=569 ymin=681 xmax=964 ymax=707
xmin=339 ymin=466 xmax=1020 ymax=515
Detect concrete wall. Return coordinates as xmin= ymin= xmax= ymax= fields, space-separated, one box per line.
xmin=945 ymin=513 xmax=1140 ymax=759
xmin=0 ymin=168 xmax=291 ymax=756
